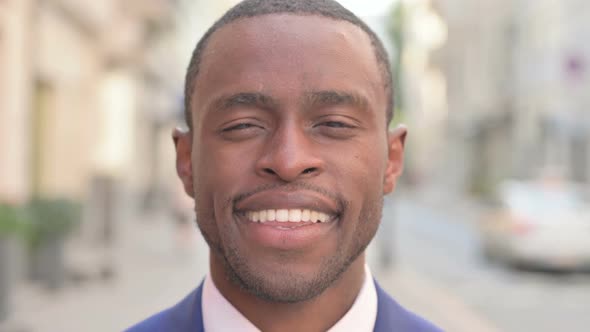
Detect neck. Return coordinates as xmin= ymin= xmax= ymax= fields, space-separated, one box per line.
xmin=210 ymin=253 xmax=367 ymax=332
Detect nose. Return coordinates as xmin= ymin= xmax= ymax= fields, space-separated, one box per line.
xmin=256 ymin=124 xmax=324 ymax=182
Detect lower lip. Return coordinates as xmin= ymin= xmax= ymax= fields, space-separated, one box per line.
xmin=236 ymin=214 xmax=337 ymax=250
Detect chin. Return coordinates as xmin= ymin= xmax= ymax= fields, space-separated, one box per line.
xmin=224 ymin=245 xmax=351 ymax=303
xmin=238 ymin=267 xmax=334 ymax=303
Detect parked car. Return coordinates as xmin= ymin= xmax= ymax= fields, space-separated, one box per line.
xmin=479 ymin=180 xmax=590 ymax=270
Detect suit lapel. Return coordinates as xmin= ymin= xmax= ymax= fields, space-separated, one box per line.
xmin=373 ymin=280 xmax=396 ymax=332
xmin=374 ymin=279 xmax=416 ymax=332
xmin=190 ymin=283 xmax=205 ymax=332
xmin=167 ymin=282 xmax=205 ymax=332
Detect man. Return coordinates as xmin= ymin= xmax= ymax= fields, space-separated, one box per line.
xmin=128 ymin=0 xmax=441 ymax=331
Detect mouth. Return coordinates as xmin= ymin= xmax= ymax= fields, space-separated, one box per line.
xmin=242 ymin=208 xmax=336 ymax=224
xmin=232 ymin=191 xmax=342 ymax=250
xmin=234 ymin=210 xmax=338 ymax=250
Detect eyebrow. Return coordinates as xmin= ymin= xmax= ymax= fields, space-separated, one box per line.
xmin=208 ymin=90 xmax=370 ymax=115
xmin=210 ymin=92 xmax=280 ymax=113
xmin=302 ymin=90 xmax=370 ymax=113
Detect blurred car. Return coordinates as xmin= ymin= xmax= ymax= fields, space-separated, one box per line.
xmin=479 ymin=180 xmax=590 ymax=270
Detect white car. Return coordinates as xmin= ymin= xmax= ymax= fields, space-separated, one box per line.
xmin=480 ymin=181 xmax=590 ymax=270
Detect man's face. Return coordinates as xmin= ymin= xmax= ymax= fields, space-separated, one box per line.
xmin=176 ymin=14 xmax=405 ymax=302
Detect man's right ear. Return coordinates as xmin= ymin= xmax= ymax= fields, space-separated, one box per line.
xmin=172 ymin=127 xmax=194 ymax=198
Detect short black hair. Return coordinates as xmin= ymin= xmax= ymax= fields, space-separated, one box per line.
xmin=184 ymin=0 xmax=394 ymax=129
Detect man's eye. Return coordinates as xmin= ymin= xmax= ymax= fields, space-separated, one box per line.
xmin=315 ymin=120 xmax=358 ymax=139
xmin=320 ymin=121 xmax=354 ymax=129
xmin=219 ymin=122 xmax=265 ymax=141
xmin=222 ymin=123 xmax=258 ymax=131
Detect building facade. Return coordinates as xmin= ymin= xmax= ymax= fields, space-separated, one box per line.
xmin=0 ymin=0 xmax=176 ymax=205
xmin=401 ymin=0 xmax=590 ymax=195
xmin=0 ymin=0 xmax=34 ymax=204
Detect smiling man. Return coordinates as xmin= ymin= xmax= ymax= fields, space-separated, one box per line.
xmin=128 ymin=0 xmax=441 ymax=331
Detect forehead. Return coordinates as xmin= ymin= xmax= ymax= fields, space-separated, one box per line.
xmin=192 ymin=14 xmax=385 ymax=117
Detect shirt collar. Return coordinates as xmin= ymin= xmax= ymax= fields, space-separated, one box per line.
xmin=202 ymin=265 xmax=377 ymax=332
xmin=327 ymin=264 xmax=377 ymax=332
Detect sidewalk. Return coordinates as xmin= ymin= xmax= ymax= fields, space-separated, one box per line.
xmin=371 ymin=265 xmax=500 ymax=332
xmin=3 ymin=211 xmax=209 ymax=332
xmin=2 ymin=208 xmax=498 ymax=332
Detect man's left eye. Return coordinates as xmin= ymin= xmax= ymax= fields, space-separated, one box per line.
xmin=320 ymin=121 xmax=354 ymax=129
xmin=314 ymin=119 xmax=358 ymax=139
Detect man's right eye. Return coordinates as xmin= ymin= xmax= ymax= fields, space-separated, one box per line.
xmin=222 ymin=123 xmax=258 ymax=131
xmin=219 ymin=122 xmax=265 ymax=141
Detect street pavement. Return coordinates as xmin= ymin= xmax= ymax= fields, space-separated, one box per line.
xmin=393 ymin=189 xmax=590 ymax=332
xmin=0 ymin=191 xmax=512 ymax=332
xmin=2 ymin=211 xmax=208 ymax=332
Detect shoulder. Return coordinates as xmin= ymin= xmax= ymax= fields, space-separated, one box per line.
xmin=374 ymin=281 xmax=444 ymax=332
xmin=124 ymin=285 xmax=204 ymax=332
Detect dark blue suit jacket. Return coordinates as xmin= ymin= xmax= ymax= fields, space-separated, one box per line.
xmin=126 ymin=280 xmax=442 ymax=332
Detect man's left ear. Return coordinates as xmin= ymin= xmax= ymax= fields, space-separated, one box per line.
xmin=383 ymin=125 xmax=407 ymax=194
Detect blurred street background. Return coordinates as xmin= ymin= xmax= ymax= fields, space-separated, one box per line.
xmin=1 ymin=0 xmax=589 ymax=331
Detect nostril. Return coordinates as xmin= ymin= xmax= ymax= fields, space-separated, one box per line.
xmin=264 ymin=168 xmax=276 ymax=175
xmin=302 ymin=167 xmax=317 ymax=175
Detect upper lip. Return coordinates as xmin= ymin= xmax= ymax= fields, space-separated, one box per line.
xmin=234 ymin=190 xmax=341 ymax=216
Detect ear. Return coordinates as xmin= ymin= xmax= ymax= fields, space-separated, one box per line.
xmin=173 ymin=127 xmax=195 ymax=198
xmin=383 ymin=125 xmax=407 ymax=194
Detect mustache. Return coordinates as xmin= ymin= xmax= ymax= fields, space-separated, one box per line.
xmin=230 ymin=182 xmax=348 ymax=213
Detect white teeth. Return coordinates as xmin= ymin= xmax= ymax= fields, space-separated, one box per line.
xmin=245 ymin=209 xmax=333 ymax=223
xmin=288 ymin=209 xmax=302 ymax=222
xmin=276 ymin=209 xmax=289 ymax=222
xmin=310 ymin=211 xmax=319 ymax=223
xmin=251 ymin=211 xmax=260 ymax=222
xmin=301 ymin=209 xmax=310 ymax=222
xmin=267 ymin=210 xmax=275 ymax=222
xmin=259 ymin=210 xmax=267 ymax=223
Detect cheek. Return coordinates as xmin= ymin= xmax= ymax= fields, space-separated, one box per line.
xmin=341 ymin=141 xmax=388 ymax=190
xmin=325 ymin=139 xmax=387 ymax=227
xmin=194 ymin=143 xmax=255 ymax=216
xmin=333 ymin=146 xmax=385 ymax=251
xmin=196 ymin=139 xmax=244 ymax=182
xmin=193 ymin=152 xmax=239 ymax=248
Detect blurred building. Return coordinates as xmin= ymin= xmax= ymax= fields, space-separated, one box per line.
xmin=0 ymin=0 xmax=177 ymax=204
xmin=510 ymin=0 xmax=590 ymax=183
xmin=400 ymin=0 xmax=590 ymax=196
xmin=0 ymin=0 xmax=181 ymax=256
xmin=394 ymin=0 xmax=449 ymax=187
xmin=434 ymin=0 xmax=515 ymax=194
xmin=0 ymin=0 xmax=33 ymax=204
